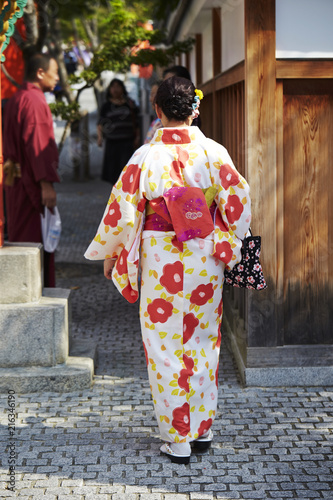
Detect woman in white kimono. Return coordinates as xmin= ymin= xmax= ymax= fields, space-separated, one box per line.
xmin=85 ymin=76 xmax=251 ymax=464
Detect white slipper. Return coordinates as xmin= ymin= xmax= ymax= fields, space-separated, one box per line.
xmin=160 ymin=442 xmax=191 ymax=464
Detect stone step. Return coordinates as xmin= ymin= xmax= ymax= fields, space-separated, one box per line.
xmin=0 ymin=289 xmax=71 ymax=368
xmin=0 ymin=242 xmax=42 ymax=304
xmin=0 ymin=356 xmax=93 ymax=393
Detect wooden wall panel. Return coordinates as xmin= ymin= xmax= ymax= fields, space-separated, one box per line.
xmin=283 ymin=93 xmax=333 ymax=343
xmin=244 ymin=0 xmax=277 ymax=347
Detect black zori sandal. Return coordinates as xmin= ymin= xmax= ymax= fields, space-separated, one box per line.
xmin=191 ymin=429 xmax=214 ymax=452
xmin=160 ymin=443 xmax=191 ymax=464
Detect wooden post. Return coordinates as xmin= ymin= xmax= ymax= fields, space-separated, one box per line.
xmin=212 ymin=8 xmax=221 ymax=76
xmin=195 ymin=34 xmax=202 ymax=86
xmin=0 ymin=56 xmax=3 ymax=247
xmin=212 ymin=8 xmax=221 ymax=141
xmin=244 ymin=0 xmax=277 ymax=346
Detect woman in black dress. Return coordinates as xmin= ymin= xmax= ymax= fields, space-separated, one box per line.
xmin=98 ymin=78 xmax=140 ymax=184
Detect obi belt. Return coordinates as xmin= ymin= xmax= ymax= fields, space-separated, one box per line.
xmin=144 ymin=186 xmax=217 ymax=242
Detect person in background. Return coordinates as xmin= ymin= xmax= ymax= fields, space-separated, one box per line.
xmin=85 ymin=76 xmax=251 ymax=464
xmin=162 ymin=65 xmax=192 ymax=81
xmin=3 ymin=53 xmax=60 ymax=287
xmin=144 ymin=80 xmax=162 ymax=144
xmin=97 ymin=78 xmax=140 ymax=185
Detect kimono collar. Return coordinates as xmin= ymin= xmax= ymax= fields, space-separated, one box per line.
xmin=150 ymin=126 xmax=207 ymax=146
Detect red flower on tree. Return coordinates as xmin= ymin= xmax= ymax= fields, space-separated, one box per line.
xmin=172 ymin=402 xmax=190 ymax=436
xmin=147 ymin=298 xmax=173 ymax=324
xmin=103 ymin=199 xmax=122 ymax=227
xmin=225 ymin=194 xmax=244 ymax=224
xmin=190 ymin=283 xmax=214 ymax=306
xmin=160 ymin=262 xmax=183 ymax=294
xmin=219 ymin=163 xmax=239 ymax=189
xmin=214 ymin=241 xmax=233 ymax=264
xmin=122 ymin=163 xmax=140 ymax=194
xmin=198 ymin=418 xmax=213 ymax=437
xmin=183 ymin=313 xmax=199 ymax=344
xmin=161 ymin=129 xmax=191 ymax=145
xmin=178 ymin=355 xmax=194 ymax=392
xmin=116 ymin=248 xmax=128 ymax=276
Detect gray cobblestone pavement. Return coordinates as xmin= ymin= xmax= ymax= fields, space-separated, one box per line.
xmin=1 ymin=91 xmax=333 ymax=499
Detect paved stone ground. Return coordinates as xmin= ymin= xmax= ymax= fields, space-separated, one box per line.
xmin=1 ymin=90 xmax=333 ymax=499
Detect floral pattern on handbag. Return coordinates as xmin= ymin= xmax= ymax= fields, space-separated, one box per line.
xmin=224 ymin=232 xmax=267 ymax=290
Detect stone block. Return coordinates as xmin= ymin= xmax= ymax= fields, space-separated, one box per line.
xmin=0 ymin=291 xmax=70 ymax=367
xmin=0 ymin=357 xmax=93 ymax=392
xmin=0 ymin=243 xmax=42 ymax=304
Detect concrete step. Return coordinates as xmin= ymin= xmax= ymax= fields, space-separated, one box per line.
xmin=0 ymin=289 xmax=71 ymax=368
xmin=0 ymin=356 xmax=93 ymax=393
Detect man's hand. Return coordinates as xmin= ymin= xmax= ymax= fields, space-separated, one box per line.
xmin=104 ymin=258 xmax=116 ymax=280
xmin=40 ymin=180 xmax=57 ymax=209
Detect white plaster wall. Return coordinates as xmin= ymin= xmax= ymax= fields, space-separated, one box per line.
xmin=221 ymin=0 xmax=245 ymax=72
xmin=202 ymin=19 xmax=213 ymax=81
xmin=190 ymin=50 xmax=197 ymax=86
xmin=276 ymin=0 xmax=333 ymax=58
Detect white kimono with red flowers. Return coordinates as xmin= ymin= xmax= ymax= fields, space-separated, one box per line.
xmin=85 ymin=126 xmax=251 ymax=444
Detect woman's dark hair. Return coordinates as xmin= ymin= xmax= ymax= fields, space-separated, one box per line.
xmin=25 ymin=53 xmax=53 ymax=81
xmin=155 ymin=76 xmax=195 ymax=122
xmin=107 ymin=78 xmax=128 ymax=98
xmin=162 ymin=65 xmax=192 ymax=81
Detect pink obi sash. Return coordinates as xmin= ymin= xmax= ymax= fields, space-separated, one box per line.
xmin=144 ymin=186 xmax=216 ymax=242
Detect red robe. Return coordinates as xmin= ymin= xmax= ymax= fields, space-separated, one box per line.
xmin=3 ymin=82 xmax=60 ymax=287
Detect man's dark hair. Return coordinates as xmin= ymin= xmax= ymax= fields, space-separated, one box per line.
xmin=163 ymin=65 xmax=192 ymax=81
xmin=155 ymin=76 xmax=195 ymax=122
xmin=25 ymin=53 xmax=53 ymax=81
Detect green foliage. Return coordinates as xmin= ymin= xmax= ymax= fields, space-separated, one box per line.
xmin=49 ymin=101 xmax=81 ymax=123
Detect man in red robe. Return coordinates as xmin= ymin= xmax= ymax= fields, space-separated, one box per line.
xmin=3 ymin=53 xmax=60 ymax=287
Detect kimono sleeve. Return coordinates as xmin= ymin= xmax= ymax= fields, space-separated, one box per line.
xmin=84 ymin=145 xmax=150 ymax=302
xmin=206 ymin=140 xmax=251 ymax=269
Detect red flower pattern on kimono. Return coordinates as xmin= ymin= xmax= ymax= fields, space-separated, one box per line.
xmin=143 ymin=341 xmax=149 ymax=366
xmin=172 ymin=402 xmax=190 ymax=436
xmin=178 ymin=355 xmax=195 ymax=392
xmin=121 ymin=283 xmax=138 ymax=303
xmin=190 ymin=283 xmax=214 ymax=306
xmin=147 ymin=298 xmax=173 ymax=323
xmin=183 ymin=313 xmax=199 ymax=344
xmin=116 ymin=248 xmax=128 ymax=276
xmin=198 ymin=418 xmax=213 ymax=437
xmin=137 ymin=197 xmax=146 ymax=213
xmin=215 ymin=210 xmax=229 ymax=233
xmin=225 ymin=194 xmax=244 ymax=224
xmin=161 ymin=128 xmax=191 ymax=145
xmin=171 ymin=236 xmax=183 ymax=252
xmin=159 ymin=261 xmax=183 ymax=294
xmin=219 ymin=163 xmax=240 ymax=189
xmin=103 ymin=199 xmax=122 ymax=227
xmin=122 ymin=163 xmax=140 ymax=194
xmin=214 ymin=241 xmax=233 ymax=264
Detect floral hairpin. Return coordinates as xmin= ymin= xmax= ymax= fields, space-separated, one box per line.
xmin=192 ymin=88 xmax=204 ymax=119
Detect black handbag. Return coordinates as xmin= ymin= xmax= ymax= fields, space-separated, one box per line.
xmin=224 ymin=231 xmax=267 ymax=290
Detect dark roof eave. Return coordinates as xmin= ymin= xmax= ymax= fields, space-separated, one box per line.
xmin=166 ymin=0 xmax=193 ymax=44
